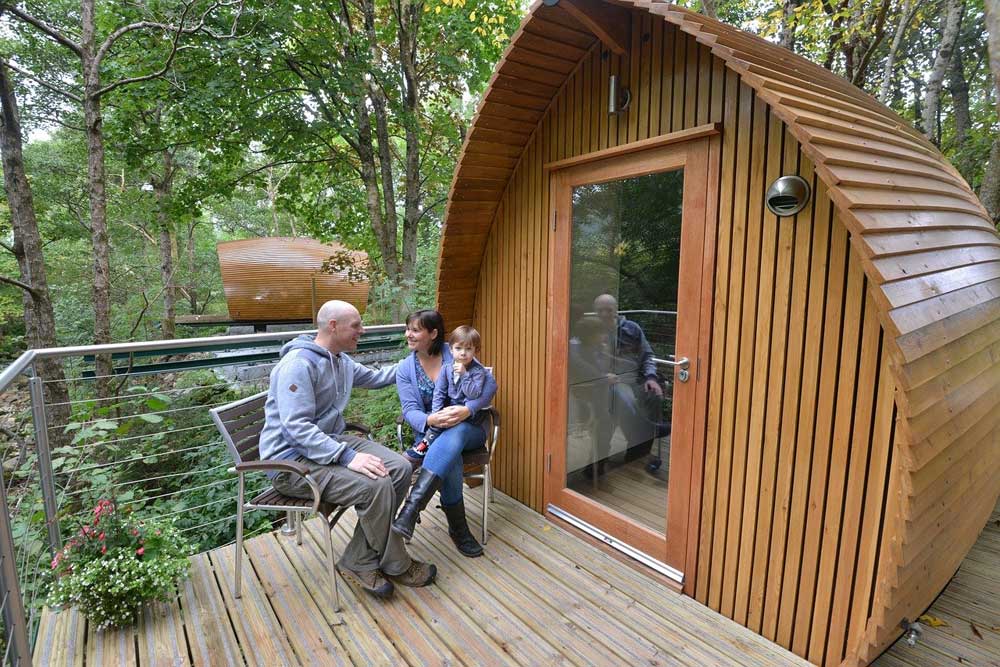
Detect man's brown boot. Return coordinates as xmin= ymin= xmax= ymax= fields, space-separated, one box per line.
xmin=337 ymin=565 xmax=394 ymax=598
xmin=385 ymin=560 xmax=437 ymax=587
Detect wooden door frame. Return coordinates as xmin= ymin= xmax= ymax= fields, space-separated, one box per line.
xmin=543 ymin=133 xmax=719 ymax=592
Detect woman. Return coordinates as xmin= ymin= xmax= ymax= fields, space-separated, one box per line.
xmin=392 ymin=309 xmax=486 ymax=557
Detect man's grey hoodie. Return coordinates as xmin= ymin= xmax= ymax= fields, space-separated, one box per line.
xmin=259 ymin=335 xmax=396 ymax=467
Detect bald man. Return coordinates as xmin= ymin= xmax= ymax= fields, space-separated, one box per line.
xmin=259 ymin=300 xmax=436 ymax=599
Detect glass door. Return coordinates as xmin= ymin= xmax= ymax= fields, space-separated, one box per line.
xmin=545 ymin=138 xmax=714 ymax=581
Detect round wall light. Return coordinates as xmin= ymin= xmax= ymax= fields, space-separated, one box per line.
xmin=765 ymin=175 xmax=811 ymax=217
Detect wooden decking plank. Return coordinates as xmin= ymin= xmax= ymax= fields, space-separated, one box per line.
xmin=209 ymin=543 xmax=300 ymax=666
xmin=470 ymin=490 xmax=809 ymax=665
xmin=272 ymin=522 xmax=406 ymax=667
xmin=178 ymin=552 xmax=243 ymax=667
xmin=323 ymin=518 xmax=521 ymax=667
xmin=35 ymin=606 xmax=85 ymax=667
xmin=300 ymin=520 xmax=460 ymax=667
xmin=878 ymin=498 xmax=1000 ymax=665
xmin=393 ymin=515 xmax=626 ymax=667
xmin=244 ymin=534 xmax=351 ymax=666
xmin=136 ymin=598 xmax=191 ymax=667
xmin=441 ymin=494 xmax=774 ymax=666
xmin=86 ymin=622 xmax=134 ymax=667
xmin=402 ymin=522 xmax=579 ymax=666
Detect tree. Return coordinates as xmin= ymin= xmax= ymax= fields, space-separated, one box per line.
xmin=241 ymin=0 xmax=516 ymax=318
xmin=922 ymin=0 xmax=965 ymax=144
xmin=2 ymin=0 xmax=244 ymax=392
xmin=980 ymin=0 xmax=1000 ymax=222
xmin=0 ymin=58 xmax=71 ymax=441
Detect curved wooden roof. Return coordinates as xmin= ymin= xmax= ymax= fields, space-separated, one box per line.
xmin=438 ymin=0 xmax=1000 ymax=661
xmin=438 ymin=1 xmax=998 ymax=345
xmin=218 ymin=237 xmax=369 ymax=321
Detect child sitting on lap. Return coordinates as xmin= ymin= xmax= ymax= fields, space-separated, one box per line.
xmin=404 ymin=325 xmax=497 ymax=460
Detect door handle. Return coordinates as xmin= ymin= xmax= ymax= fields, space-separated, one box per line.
xmin=654 ymin=356 xmax=691 ymax=382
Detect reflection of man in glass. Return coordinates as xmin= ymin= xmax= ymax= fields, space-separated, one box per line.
xmin=592 ymin=293 xmax=665 ymax=466
xmin=593 ymin=294 xmax=663 ymax=399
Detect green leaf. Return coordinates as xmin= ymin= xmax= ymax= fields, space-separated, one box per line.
xmin=94 ymin=419 xmax=117 ymax=430
xmin=138 ymin=413 xmax=164 ymax=424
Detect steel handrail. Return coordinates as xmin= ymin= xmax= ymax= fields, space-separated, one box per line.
xmin=0 ymin=324 xmax=405 ymax=393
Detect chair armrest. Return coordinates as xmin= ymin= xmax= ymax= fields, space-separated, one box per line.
xmin=396 ymin=415 xmax=406 ymax=426
xmin=235 ymin=459 xmax=324 ymax=514
xmin=344 ymin=422 xmax=371 ymax=436
xmin=483 ymin=406 xmax=500 ymax=427
xmin=235 ymin=459 xmax=310 ymax=477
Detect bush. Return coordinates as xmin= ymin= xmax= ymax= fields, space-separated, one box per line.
xmin=48 ymin=500 xmax=190 ymax=628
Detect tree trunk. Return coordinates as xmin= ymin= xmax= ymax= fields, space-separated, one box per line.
xmin=979 ymin=0 xmax=1000 ymax=222
xmin=880 ymin=0 xmax=914 ymax=102
xmin=81 ymin=0 xmax=114 ymax=396
xmin=948 ymin=43 xmax=970 ymax=149
xmin=910 ymin=75 xmax=924 ymax=133
xmin=779 ymin=0 xmax=798 ymax=50
xmin=397 ymin=0 xmax=422 ymax=307
xmin=988 ymin=0 xmax=1000 ymax=119
xmin=980 ymin=138 xmax=1000 ymax=223
xmin=186 ymin=222 xmax=199 ymax=313
xmin=922 ymin=0 xmax=965 ymax=144
xmin=155 ymin=151 xmax=176 ymax=340
xmin=0 ymin=60 xmax=72 ymax=444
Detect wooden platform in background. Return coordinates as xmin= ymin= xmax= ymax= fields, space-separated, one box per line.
xmin=35 ymin=488 xmax=809 ymax=666
xmin=875 ymin=498 xmax=1000 ymax=667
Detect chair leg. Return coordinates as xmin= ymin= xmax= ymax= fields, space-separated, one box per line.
xmin=235 ymin=477 xmax=245 ymax=599
xmin=482 ymin=466 xmax=489 ymax=545
xmin=322 ymin=517 xmax=340 ymax=612
xmin=295 ymin=513 xmax=303 ymax=546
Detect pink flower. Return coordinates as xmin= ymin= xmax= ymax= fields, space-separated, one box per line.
xmin=98 ymin=532 xmax=105 ymax=541
xmin=100 ymin=545 xmax=107 ymax=555
xmin=81 ymin=526 xmax=90 ymax=536
xmin=136 ymin=547 xmax=144 ymax=556
xmin=132 ymin=529 xmax=139 ymax=537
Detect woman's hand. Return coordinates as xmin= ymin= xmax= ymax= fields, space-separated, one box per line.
xmin=429 ymin=405 xmax=471 ymax=428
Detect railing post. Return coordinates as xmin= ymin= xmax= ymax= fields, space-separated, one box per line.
xmin=28 ymin=372 xmax=61 ymax=556
xmin=0 ymin=472 xmax=33 ymax=666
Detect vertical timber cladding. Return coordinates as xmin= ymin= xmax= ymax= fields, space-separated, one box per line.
xmin=472 ymin=15 xmax=725 ymax=511
xmin=469 ymin=9 xmax=898 ymax=666
xmin=694 ymin=71 xmax=897 ymax=666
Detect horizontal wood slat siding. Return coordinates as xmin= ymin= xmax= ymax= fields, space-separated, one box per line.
xmin=440 ymin=3 xmax=1000 ymax=666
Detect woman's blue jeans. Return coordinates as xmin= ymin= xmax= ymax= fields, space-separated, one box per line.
xmin=422 ymin=421 xmax=487 ymax=506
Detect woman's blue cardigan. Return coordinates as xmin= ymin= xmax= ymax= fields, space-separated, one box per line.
xmin=396 ymin=343 xmax=452 ymax=441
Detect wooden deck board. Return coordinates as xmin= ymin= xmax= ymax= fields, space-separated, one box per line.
xmin=177 ymin=552 xmax=242 ymax=667
xmin=35 ymin=488 xmax=812 ymax=666
xmin=875 ymin=497 xmax=1000 ymax=667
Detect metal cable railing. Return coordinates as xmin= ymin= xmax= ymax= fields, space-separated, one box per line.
xmin=0 ymin=324 xmax=405 ymax=664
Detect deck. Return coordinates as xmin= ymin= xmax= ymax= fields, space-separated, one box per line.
xmin=875 ymin=498 xmax=1000 ymax=667
xmin=34 ymin=488 xmax=810 ymax=666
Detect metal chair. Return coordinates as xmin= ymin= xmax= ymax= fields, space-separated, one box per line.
xmin=396 ymin=405 xmax=501 ymax=544
xmin=210 ymin=390 xmax=362 ymax=610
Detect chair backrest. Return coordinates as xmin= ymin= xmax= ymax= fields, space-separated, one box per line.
xmin=210 ymin=391 xmax=269 ymax=465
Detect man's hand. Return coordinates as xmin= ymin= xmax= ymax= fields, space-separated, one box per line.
xmin=347 ymin=452 xmax=389 ymax=479
xmin=645 ymin=378 xmax=664 ymax=398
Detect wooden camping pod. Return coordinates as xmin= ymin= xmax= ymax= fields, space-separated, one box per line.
xmin=435 ymin=2 xmax=1000 ymax=666
xmin=217 ymin=238 xmax=369 ymax=321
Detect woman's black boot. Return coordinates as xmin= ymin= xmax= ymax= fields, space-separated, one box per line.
xmin=392 ymin=468 xmax=442 ymax=540
xmin=441 ymin=500 xmax=484 ymax=558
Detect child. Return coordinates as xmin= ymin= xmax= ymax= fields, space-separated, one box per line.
xmin=404 ymin=325 xmax=497 ymax=460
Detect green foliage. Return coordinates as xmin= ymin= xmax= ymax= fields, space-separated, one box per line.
xmin=346 ymin=383 xmax=408 ymax=447
xmin=48 ymin=500 xmax=190 ymax=628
